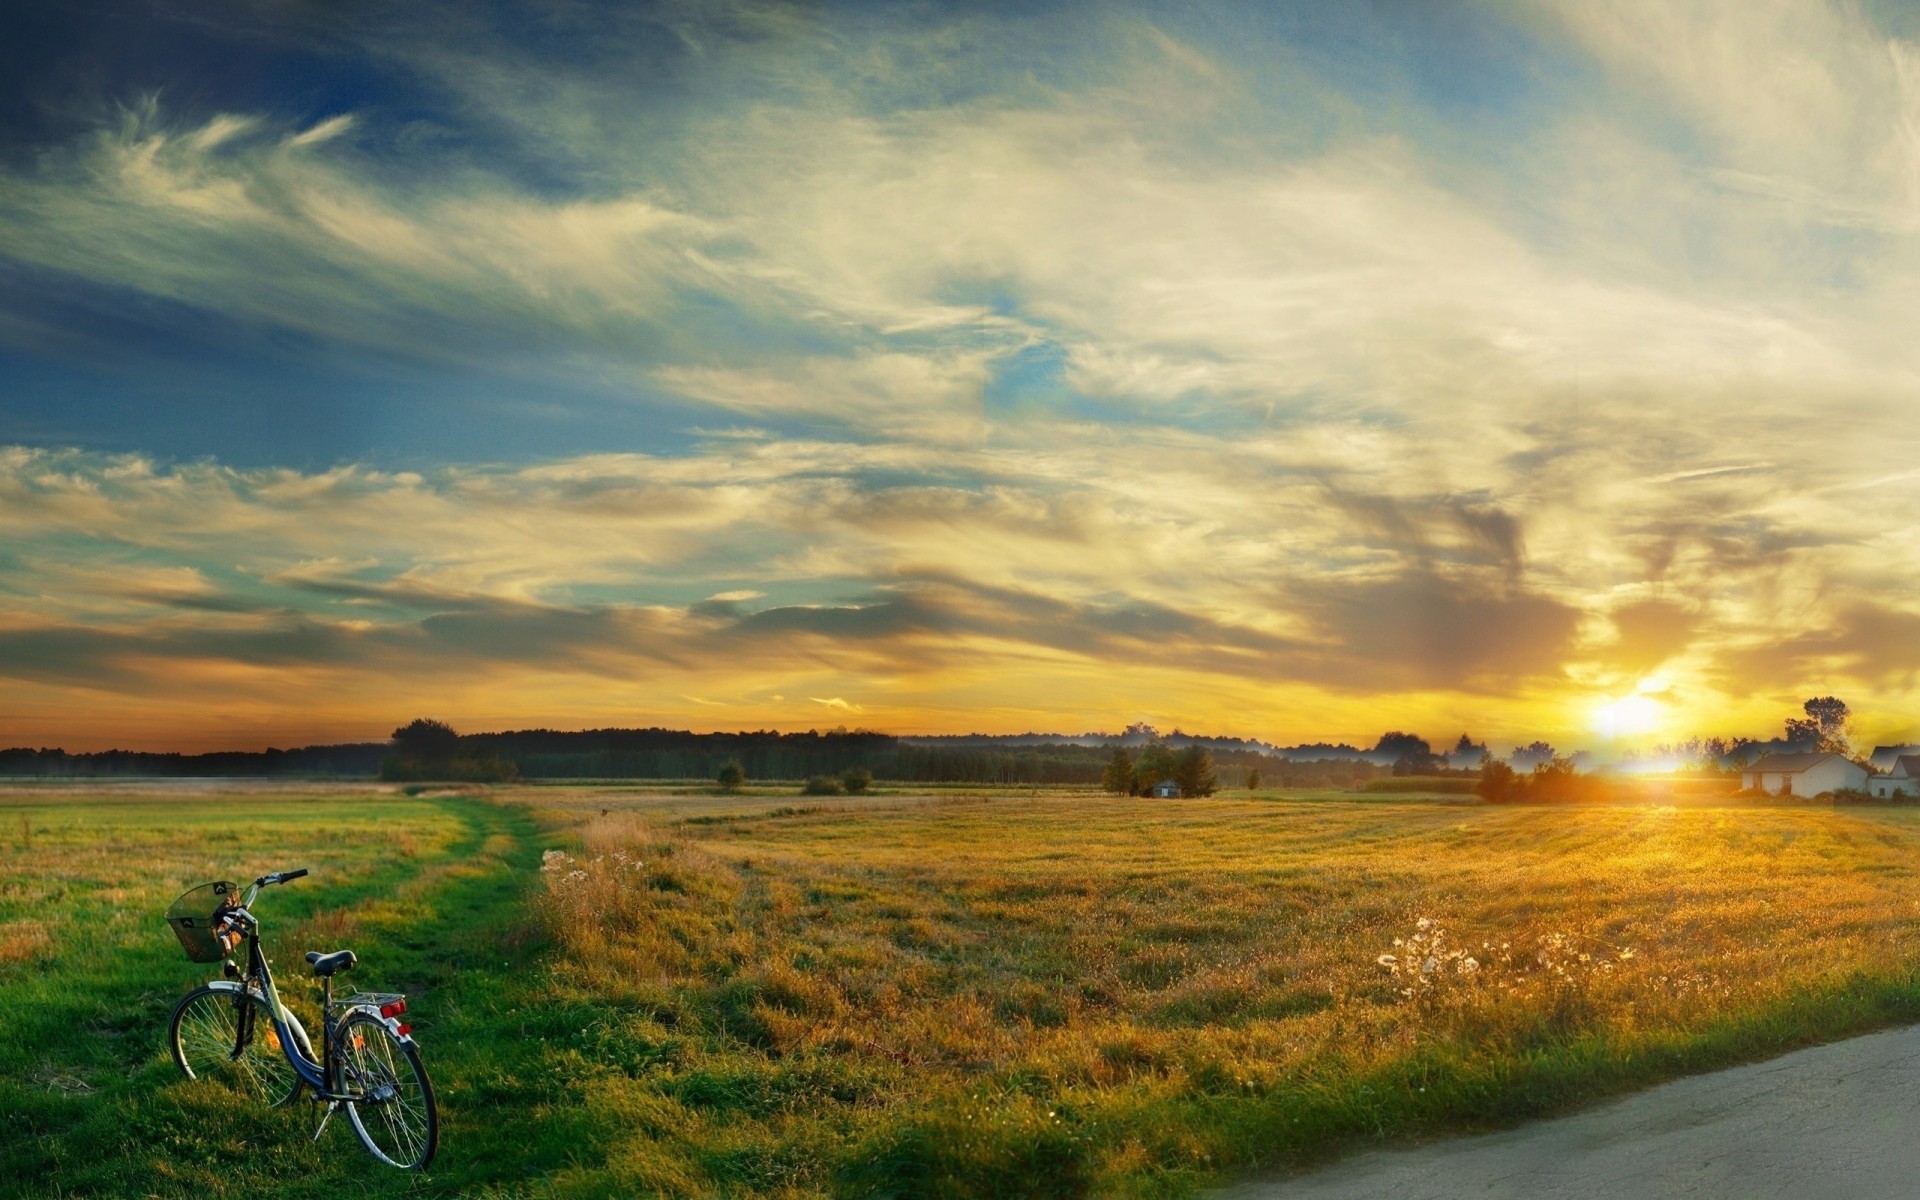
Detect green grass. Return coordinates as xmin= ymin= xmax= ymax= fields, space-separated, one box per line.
xmin=11 ymin=784 xmax=1920 ymax=1197
xmin=0 ymin=784 xmax=561 ymax=1199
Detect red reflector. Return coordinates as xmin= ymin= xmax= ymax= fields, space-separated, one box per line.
xmin=380 ymin=999 xmax=407 ymax=1018
xmin=394 ymin=1023 xmax=411 ymax=1036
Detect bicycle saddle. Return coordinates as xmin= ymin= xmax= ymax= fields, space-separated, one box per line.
xmin=305 ymin=949 xmax=357 ymax=977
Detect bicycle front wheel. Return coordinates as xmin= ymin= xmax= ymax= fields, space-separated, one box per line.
xmin=338 ymin=1011 xmax=438 ymax=1169
xmin=168 ymin=985 xmax=302 ymax=1107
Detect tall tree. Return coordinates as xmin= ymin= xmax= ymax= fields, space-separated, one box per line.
xmin=1101 ymin=746 xmax=1135 ymax=795
xmin=1172 ymin=744 xmax=1218 ymax=797
xmin=1134 ymin=741 xmax=1176 ymax=795
xmin=391 ymin=718 xmax=459 ymax=761
xmin=1786 ymin=696 xmax=1852 ymax=755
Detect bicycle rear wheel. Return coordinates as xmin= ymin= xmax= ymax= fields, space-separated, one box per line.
xmin=338 ymin=1011 xmax=438 ymax=1169
xmin=168 ymin=985 xmax=302 ymax=1107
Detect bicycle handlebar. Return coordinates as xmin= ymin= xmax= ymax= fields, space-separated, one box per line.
xmin=255 ymin=868 xmax=310 ymax=887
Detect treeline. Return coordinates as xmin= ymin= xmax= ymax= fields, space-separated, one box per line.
xmin=1 ymin=726 xmax=1402 ymax=785
xmin=459 ymin=726 xmax=898 ymax=780
xmin=0 ymin=744 xmax=388 ymax=778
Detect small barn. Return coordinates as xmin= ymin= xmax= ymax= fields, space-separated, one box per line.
xmin=1742 ymin=752 xmax=1869 ymax=797
xmin=1149 ymin=778 xmax=1180 ymax=798
xmin=1869 ymin=756 xmax=1920 ymax=800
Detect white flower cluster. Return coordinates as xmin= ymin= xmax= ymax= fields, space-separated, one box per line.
xmin=1375 ymin=916 xmax=1478 ymax=999
xmin=540 ymin=847 xmax=646 ymax=887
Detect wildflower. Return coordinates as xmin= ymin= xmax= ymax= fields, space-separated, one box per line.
xmin=1416 ymin=917 xmax=1433 ymax=930
xmin=1377 ymin=954 xmax=1399 ymax=967
xmin=1421 ymin=956 xmax=1438 ymax=974
xmin=1619 ymin=948 xmax=1636 ymax=960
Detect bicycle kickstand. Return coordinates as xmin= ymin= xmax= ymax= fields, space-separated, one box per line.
xmin=313 ymin=1099 xmax=340 ymax=1142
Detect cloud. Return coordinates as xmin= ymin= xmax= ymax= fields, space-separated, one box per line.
xmin=4 ymin=2 xmax=1920 ymax=748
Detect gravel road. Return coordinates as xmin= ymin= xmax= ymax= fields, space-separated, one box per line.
xmin=1218 ymin=1025 xmax=1920 ymax=1200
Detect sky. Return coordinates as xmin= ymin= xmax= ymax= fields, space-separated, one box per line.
xmin=3 ymin=0 xmax=1919 ymax=754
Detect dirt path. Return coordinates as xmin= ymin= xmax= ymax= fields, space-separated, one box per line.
xmin=1220 ymin=1024 xmax=1920 ymax=1200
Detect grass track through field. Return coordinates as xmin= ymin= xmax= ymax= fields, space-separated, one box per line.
xmin=0 ymin=790 xmax=579 ymax=1200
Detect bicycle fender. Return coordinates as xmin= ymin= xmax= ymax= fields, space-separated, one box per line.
xmin=340 ymin=1003 xmax=419 ymax=1048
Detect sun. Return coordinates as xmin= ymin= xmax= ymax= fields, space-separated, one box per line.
xmin=1592 ymin=689 xmax=1666 ymax=740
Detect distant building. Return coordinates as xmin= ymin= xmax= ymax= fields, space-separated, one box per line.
xmin=1867 ymin=744 xmax=1920 ymax=773
xmin=1868 ymin=756 xmax=1920 ymax=800
xmin=1149 ymin=778 xmax=1180 ymax=798
xmin=1741 ymin=752 xmax=1869 ymax=797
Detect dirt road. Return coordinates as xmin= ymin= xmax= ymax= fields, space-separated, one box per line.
xmin=1220 ymin=1025 xmax=1920 ymax=1199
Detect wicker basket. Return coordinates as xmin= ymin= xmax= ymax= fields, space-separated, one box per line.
xmin=165 ymin=881 xmax=239 ymax=963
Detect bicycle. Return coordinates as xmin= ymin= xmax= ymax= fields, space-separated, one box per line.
xmin=163 ymin=869 xmax=438 ymax=1169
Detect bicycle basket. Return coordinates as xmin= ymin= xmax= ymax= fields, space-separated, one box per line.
xmin=165 ymin=881 xmax=238 ymax=963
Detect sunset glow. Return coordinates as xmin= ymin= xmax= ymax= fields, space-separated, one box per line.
xmin=4 ymin=2 xmax=1920 ymax=753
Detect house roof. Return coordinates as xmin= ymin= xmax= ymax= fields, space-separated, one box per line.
xmin=1894 ymin=755 xmax=1920 ymax=779
xmin=1869 ymin=744 xmax=1920 ymax=772
xmin=1745 ymin=752 xmax=1848 ymax=773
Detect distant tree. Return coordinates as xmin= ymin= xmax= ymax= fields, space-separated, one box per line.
xmin=1477 ymin=759 xmax=1520 ymax=802
xmin=801 ymin=774 xmax=845 ymax=796
xmin=1101 ymin=747 xmax=1136 ymax=795
xmin=1786 ymin=696 xmax=1852 ymax=756
xmin=1374 ymin=731 xmax=1432 ymax=760
xmin=1452 ymin=733 xmax=1479 ymax=756
xmin=716 ymin=759 xmax=746 ymax=792
xmin=1172 ymin=744 xmax=1217 ymax=797
xmin=1527 ymin=755 xmax=1585 ymax=803
xmin=392 ymin=718 xmax=460 ymax=761
xmin=1134 ymin=741 xmax=1177 ymax=795
xmin=381 ymin=717 xmax=516 ymax=782
xmin=1243 ymin=766 xmax=1261 ymax=791
xmin=1509 ymin=740 xmax=1555 ymax=769
xmin=841 ymin=765 xmax=873 ymax=794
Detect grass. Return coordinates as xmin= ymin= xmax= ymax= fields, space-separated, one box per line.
xmin=523 ymin=791 xmax=1920 ymax=1197
xmin=11 ymin=783 xmax=1920 ymax=1196
xmin=0 ymin=782 xmax=555 ymax=1199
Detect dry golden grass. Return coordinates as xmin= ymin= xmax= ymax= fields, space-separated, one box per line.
xmin=0 ymin=919 xmax=52 ymax=964
xmin=527 ymin=791 xmax=1920 ymax=1196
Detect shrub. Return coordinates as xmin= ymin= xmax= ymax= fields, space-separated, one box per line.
xmin=841 ymin=766 xmax=873 ymax=794
xmin=802 ymin=775 xmax=845 ymax=796
xmin=1477 ymin=760 xmax=1520 ymax=802
xmin=716 ymin=759 xmax=746 ymax=792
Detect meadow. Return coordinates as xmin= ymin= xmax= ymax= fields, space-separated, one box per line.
xmin=10 ymin=782 xmax=1920 ymax=1197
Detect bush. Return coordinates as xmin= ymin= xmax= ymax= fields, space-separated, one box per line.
xmin=802 ymin=775 xmax=845 ymax=796
xmin=1477 ymin=760 xmax=1520 ymax=802
xmin=716 ymin=759 xmax=746 ymax=792
xmin=841 ymin=766 xmax=873 ymax=794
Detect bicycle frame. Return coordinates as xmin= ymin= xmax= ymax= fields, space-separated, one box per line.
xmin=209 ymin=878 xmax=406 ymax=1102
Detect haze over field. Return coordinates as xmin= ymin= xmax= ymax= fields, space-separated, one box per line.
xmin=3 ymin=1 xmax=1919 ymax=752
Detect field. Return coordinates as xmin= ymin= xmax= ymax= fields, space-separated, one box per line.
xmin=10 ymin=783 xmax=1920 ymax=1197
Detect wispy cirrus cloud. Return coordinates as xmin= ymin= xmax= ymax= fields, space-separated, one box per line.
xmin=2 ymin=1 xmax=1919 ymax=749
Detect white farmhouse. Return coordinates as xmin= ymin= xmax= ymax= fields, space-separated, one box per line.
xmin=1741 ymin=752 xmax=1869 ymax=797
xmin=1868 ymin=756 xmax=1920 ymax=800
